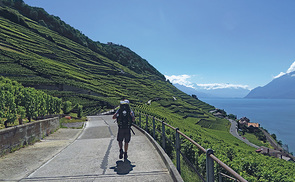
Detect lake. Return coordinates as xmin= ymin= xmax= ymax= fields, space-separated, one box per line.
xmin=200 ymin=98 xmax=295 ymax=154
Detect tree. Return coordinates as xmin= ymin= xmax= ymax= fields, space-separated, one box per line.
xmin=30 ymin=10 xmax=38 ymax=20
xmin=192 ymin=94 xmax=198 ymax=99
xmin=228 ymin=114 xmax=237 ymax=120
xmin=240 ymin=117 xmax=250 ymax=122
xmin=38 ymin=19 xmax=47 ymax=27
xmin=271 ymin=133 xmax=277 ymax=141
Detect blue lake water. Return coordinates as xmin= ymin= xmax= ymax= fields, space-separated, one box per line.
xmin=201 ymin=98 xmax=295 ymax=154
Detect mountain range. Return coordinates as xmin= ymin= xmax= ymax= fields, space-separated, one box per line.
xmin=175 ymin=69 xmax=295 ymax=99
xmin=1 ymin=1 xmax=295 ymax=180
xmin=245 ymin=71 xmax=295 ymax=99
xmin=174 ymin=83 xmax=250 ymax=98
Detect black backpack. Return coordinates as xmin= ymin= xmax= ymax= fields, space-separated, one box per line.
xmin=117 ymin=103 xmax=132 ymax=129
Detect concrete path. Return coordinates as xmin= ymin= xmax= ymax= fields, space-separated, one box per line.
xmin=0 ymin=115 xmax=179 ymax=182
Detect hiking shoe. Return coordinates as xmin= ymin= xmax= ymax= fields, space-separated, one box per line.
xmin=119 ymin=149 xmax=124 ymax=159
xmin=124 ymin=152 xmax=128 ymax=159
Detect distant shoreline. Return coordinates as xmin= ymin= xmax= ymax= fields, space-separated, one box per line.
xmin=227 ymin=118 xmax=294 ymax=161
xmin=202 ymin=98 xmax=295 ymax=155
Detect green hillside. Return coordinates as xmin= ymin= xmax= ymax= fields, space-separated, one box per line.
xmin=0 ymin=3 xmax=169 ymax=113
xmin=0 ymin=1 xmax=294 ymax=181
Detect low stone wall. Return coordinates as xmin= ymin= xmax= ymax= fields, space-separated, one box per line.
xmin=0 ymin=117 xmax=59 ymax=156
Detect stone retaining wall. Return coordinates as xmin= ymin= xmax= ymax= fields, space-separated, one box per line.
xmin=0 ymin=117 xmax=59 ymax=156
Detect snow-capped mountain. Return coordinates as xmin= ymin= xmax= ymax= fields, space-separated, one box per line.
xmin=174 ymin=83 xmax=250 ymax=98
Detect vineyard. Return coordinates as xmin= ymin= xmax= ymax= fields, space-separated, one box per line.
xmin=133 ymin=102 xmax=295 ymax=181
xmin=0 ymin=4 xmax=171 ymax=114
xmin=0 ymin=1 xmax=295 ymax=181
xmin=0 ymin=76 xmax=62 ymax=128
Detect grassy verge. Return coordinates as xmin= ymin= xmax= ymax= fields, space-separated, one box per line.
xmin=60 ymin=113 xmax=87 ymax=129
xmin=239 ymin=131 xmax=273 ymax=149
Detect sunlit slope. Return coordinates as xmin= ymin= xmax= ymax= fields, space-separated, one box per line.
xmin=0 ymin=6 xmax=213 ymax=116
xmin=1 ymin=4 xmax=295 ymax=181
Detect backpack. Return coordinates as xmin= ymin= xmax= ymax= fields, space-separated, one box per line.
xmin=117 ymin=103 xmax=132 ymax=129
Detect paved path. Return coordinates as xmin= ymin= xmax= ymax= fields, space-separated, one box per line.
xmin=228 ymin=119 xmax=259 ymax=148
xmin=0 ymin=115 xmax=179 ymax=182
xmin=260 ymin=128 xmax=282 ymax=150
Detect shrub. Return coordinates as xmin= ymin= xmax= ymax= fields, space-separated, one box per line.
xmin=62 ymin=101 xmax=72 ymax=114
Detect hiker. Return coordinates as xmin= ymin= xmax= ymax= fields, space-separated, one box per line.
xmin=113 ymin=99 xmax=135 ymax=159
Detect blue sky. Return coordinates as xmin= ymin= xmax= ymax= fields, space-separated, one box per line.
xmin=24 ymin=0 xmax=295 ymax=90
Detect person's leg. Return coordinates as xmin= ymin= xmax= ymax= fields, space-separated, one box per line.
xmin=119 ymin=141 xmax=123 ymax=149
xmin=123 ymin=129 xmax=131 ymax=159
xmin=117 ymin=129 xmax=124 ymax=159
xmin=119 ymin=141 xmax=124 ymax=159
xmin=123 ymin=142 xmax=128 ymax=159
xmin=124 ymin=142 xmax=128 ymax=152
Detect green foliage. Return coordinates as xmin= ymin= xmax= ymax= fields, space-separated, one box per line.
xmin=77 ymin=104 xmax=83 ymax=118
xmin=0 ymin=3 xmax=294 ymax=181
xmin=228 ymin=114 xmax=237 ymax=120
xmin=134 ymin=103 xmax=295 ymax=181
xmin=62 ymin=101 xmax=72 ymax=115
xmin=0 ymin=77 xmax=61 ymax=126
xmin=271 ymin=133 xmax=277 ymax=141
xmin=17 ymin=106 xmax=26 ymax=119
xmin=17 ymin=106 xmax=26 ymax=124
xmin=0 ymin=7 xmax=213 ymax=115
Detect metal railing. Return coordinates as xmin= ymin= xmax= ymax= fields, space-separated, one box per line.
xmin=134 ymin=112 xmax=247 ymax=182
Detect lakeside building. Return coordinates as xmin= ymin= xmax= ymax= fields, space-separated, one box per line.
xmin=238 ymin=117 xmax=260 ymax=128
xmin=247 ymin=123 xmax=260 ymax=128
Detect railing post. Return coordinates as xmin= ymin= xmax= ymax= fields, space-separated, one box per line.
xmin=206 ymin=148 xmax=214 ymax=182
xmin=175 ymin=128 xmax=181 ymax=174
xmin=152 ymin=117 xmax=155 ymax=139
xmin=162 ymin=121 xmax=166 ymax=151
xmin=145 ymin=115 xmax=148 ymax=131
xmin=139 ymin=113 xmax=141 ymax=128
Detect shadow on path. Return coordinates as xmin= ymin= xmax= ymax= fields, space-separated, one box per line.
xmin=110 ymin=159 xmax=136 ymax=175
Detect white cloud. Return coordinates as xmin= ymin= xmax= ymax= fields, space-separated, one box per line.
xmin=273 ymin=72 xmax=286 ymax=79
xmin=196 ymin=83 xmax=249 ymax=90
xmin=273 ymin=61 xmax=295 ymax=78
xmin=165 ymin=74 xmax=194 ymax=88
xmin=287 ymin=61 xmax=295 ymax=74
xmin=165 ymin=75 xmax=250 ymax=90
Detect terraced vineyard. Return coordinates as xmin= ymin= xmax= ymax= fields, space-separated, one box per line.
xmin=0 ymin=5 xmax=166 ymax=113
xmin=0 ymin=1 xmax=295 ymax=181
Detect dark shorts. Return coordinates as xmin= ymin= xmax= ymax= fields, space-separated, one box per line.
xmin=117 ymin=128 xmax=131 ymax=143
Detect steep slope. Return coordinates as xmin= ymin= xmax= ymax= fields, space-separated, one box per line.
xmin=0 ymin=0 xmax=164 ymax=80
xmin=245 ymin=71 xmax=295 ymax=99
xmin=0 ymin=4 xmax=213 ymax=115
xmin=1 ymin=2 xmax=295 ymax=181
